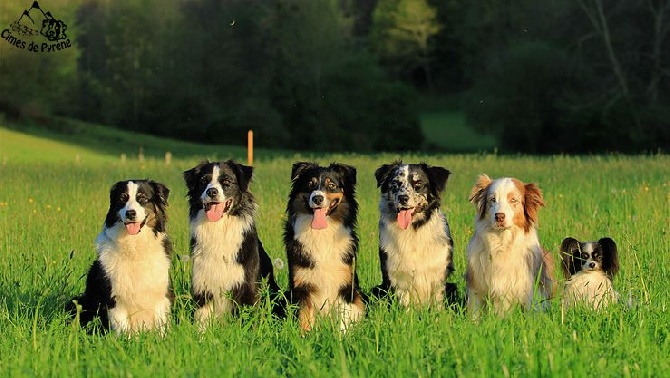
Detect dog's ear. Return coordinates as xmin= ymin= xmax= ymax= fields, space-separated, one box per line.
xmin=183 ymin=160 xmax=209 ymax=187
xmin=228 ymin=160 xmax=253 ymax=192
xmin=599 ymin=237 xmax=619 ymax=278
xmin=291 ymin=162 xmax=317 ymax=181
xmin=149 ymin=181 xmax=170 ymax=206
xmin=560 ymin=237 xmax=581 ymax=278
xmin=330 ymin=162 xmax=357 ymax=187
xmin=523 ymin=182 xmax=545 ymax=226
xmin=374 ymin=162 xmax=398 ymax=188
xmin=425 ymin=165 xmax=450 ymax=194
xmin=469 ymin=174 xmax=492 ymax=219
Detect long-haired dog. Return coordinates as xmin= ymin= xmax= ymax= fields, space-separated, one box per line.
xmin=69 ymin=180 xmax=173 ymax=334
xmin=371 ymin=161 xmax=456 ymax=307
xmin=183 ymin=160 xmax=280 ymax=327
xmin=284 ymin=162 xmax=365 ymax=331
xmin=560 ymin=237 xmax=619 ymax=309
xmin=466 ymin=174 xmax=555 ymax=316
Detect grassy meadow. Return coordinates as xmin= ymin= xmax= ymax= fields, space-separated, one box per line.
xmin=0 ymin=122 xmax=669 ymax=377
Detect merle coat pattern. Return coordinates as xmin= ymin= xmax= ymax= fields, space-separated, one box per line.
xmin=371 ymin=162 xmax=457 ymax=307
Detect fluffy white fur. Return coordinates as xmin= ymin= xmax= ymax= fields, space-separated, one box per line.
xmin=190 ymin=208 xmax=255 ymax=325
xmin=563 ymin=271 xmax=617 ymax=310
xmin=292 ymin=213 xmax=363 ymax=331
xmin=379 ymin=208 xmax=452 ymax=306
xmin=97 ymin=218 xmax=171 ymax=334
xmin=466 ymin=175 xmax=555 ymax=316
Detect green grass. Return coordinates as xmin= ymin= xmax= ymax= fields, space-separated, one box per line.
xmin=1 ymin=121 xmax=669 ymax=376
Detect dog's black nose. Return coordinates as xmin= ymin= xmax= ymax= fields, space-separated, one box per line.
xmin=126 ymin=209 xmax=136 ymax=220
xmin=312 ymin=194 xmax=324 ymax=206
xmin=206 ymin=188 xmax=218 ymax=198
xmin=495 ymin=213 xmax=505 ymax=222
xmin=398 ymin=194 xmax=410 ymax=205
xmin=589 ymin=262 xmax=596 ymax=269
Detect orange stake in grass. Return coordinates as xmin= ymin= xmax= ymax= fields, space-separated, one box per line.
xmin=247 ymin=130 xmax=253 ymax=167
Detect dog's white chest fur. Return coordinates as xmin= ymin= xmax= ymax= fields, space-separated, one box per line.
xmin=563 ymin=271 xmax=617 ymax=309
xmin=292 ymin=214 xmax=362 ymax=328
xmin=380 ymin=209 xmax=452 ymax=306
xmin=191 ymin=213 xmax=251 ymax=320
xmin=97 ymin=225 xmax=171 ymax=334
xmin=466 ymin=226 xmax=542 ymax=313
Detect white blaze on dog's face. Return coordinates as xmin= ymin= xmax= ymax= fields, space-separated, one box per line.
xmin=470 ymin=174 xmax=544 ymax=233
xmin=119 ymin=181 xmax=148 ymax=235
xmin=578 ymin=243 xmax=603 ymax=271
xmin=484 ymin=178 xmax=524 ymax=230
xmin=199 ymin=164 xmax=236 ymax=222
xmin=105 ymin=180 xmax=169 ymax=236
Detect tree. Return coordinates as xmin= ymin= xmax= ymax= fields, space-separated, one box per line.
xmin=370 ymin=0 xmax=441 ymax=89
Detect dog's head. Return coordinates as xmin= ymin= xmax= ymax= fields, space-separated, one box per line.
xmin=468 ymin=174 xmax=544 ymax=232
xmin=183 ymin=160 xmax=253 ymax=221
xmin=375 ymin=161 xmax=450 ymax=230
xmin=560 ymin=237 xmax=619 ymax=279
xmin=288 ymin=162 xmax=357 ymax=230
xmin=105 ymin=180 xmax=169 ymax=236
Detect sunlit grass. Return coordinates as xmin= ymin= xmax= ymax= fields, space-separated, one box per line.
xmin=0 ymin=124 xmax=668 ymax=376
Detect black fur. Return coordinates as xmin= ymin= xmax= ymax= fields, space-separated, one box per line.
xmin=561 ymin=237 xmax=619 ymax=279
xmin=183 ymin=160 xmax=280 ymax=319
xmin=283 ymin=162 xmax=365 ymax=328
xmin=67 ymin=179 xmax=173 ymax=332
xmin=371 ymin=161 xmax=458 ymax=307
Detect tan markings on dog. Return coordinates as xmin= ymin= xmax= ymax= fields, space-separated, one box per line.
xmin=521 ymin=180 xmax=545 ymax=232
xmin=510 ymin=180 xmax=527 ymax=230
xmin=299 ymin=300 xmax=315 ymax=332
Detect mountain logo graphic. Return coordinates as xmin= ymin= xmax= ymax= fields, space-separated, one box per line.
xmin=2 ymin=1 xmax=71 ymax=52
xmin=10 ymin=1 xmax=67 ymax=41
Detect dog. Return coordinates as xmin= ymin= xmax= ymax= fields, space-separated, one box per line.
xmin=183 ymin=160 xmax=280 ymax=327
xmin=465 ymin=174 xmax=555 ymax=316
xmin=284 ymin=162 xmax=365 ymax=331
xmin=560 ymin=237 xmax=619 ymax=309
xmin=69 ymin=180 xmax=173 ymax=334
xmin=371 ymin=161 xmax=457 ymax=307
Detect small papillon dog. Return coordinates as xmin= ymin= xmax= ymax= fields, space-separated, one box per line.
xmin=560 ymin=237 xmax=619 ymax=309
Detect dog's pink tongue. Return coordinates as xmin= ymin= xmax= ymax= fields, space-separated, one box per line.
xmin=206 ymin=203 xmax=225 ymax=222
xmin=311 ymin=208 xmax=328 ymax=229
xmin=125 ymin=222 xmax=142 ymax=235
xmin=397 ymin=209 xmax=413 ymax=230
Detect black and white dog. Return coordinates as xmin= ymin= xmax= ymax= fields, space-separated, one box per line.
xmin=371 ymin=161 xmax=456 ymax=307
xmin=561 ymin=237 xmax=619 ymax=309
xmin=284 ymin=162 xmax=365 ymax=331
xmin=184 ymin=160 xmax=280 ymax=327
xmin=70 ymin=180 xmax=173 ymax=334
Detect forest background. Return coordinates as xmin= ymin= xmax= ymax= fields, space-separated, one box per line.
xmin=1 ymin=0 xmax=669 ymax=153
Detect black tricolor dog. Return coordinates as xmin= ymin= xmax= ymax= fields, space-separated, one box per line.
xmin=184 ymin=160 xmax=280 ymax=327
xmin=284 ymin=162 xmax=365 ymax=331
xmin=560 ymin=237 xmax=619 ymax=309
xmin=68 ymin=180 xmax=173 ymax=334
xmin=371 ymin=161 xmax=457 ymax=307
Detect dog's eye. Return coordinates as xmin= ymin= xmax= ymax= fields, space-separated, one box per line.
xmin=137 ymin=197 xmax=148 ymax=205
xmin=327 ymin=182 xmax=337 ymax=190
xmin=509 ymin=198 xmax=519 ymax=204
xmin=488 ymin=197 xmax=496 ymax=203
xmin=413 ymin=182 xmax=423 ymax=190
xmin=581 ymin=253 xmax=589 ymax=260
xmin=221 ymin=179 xmax=231 ymax=187
xmin=308 ymin=180 xmax=318 ymax=189
xmin=119 ymin=193 xmax=129 ymax=203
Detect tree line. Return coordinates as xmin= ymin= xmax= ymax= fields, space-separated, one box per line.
xmin=1 ymin=0 xmax=668 ymax=153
